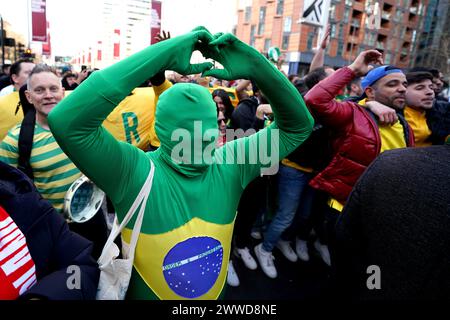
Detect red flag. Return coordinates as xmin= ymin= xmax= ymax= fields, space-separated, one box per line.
xmin=42 ymin=21 xmax=51 ymax=56
xmin=31 ymin=0 xmax=47 ymax=42
xmin=114 ymin=29 xmax=120 ymax=59
xmin=150 ymin=1 xmax=162 ymax=45
xmin=97 ymin=41 xmax=102 ymax=61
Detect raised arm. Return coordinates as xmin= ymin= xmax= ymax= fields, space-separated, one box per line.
xmin=304 ymin=50 xmax=384 ymax=128
xmin=48 ymin=29 xmax=214 ymax=202
xmin=309 ymin=25 xmax=331 ymax=72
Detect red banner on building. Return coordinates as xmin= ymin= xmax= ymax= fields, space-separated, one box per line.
xmin=88 ymin=48 xmax=92 ymax=63
xmin=150 ymin=1 xmax=162 ymax=45
xmin=113 ymin=29 xmax=120 ymax=59
xmin=97 ymin=41 xmax=102 ymax=61
xmin=31 ymin=0 xmax=47 ymax=42
xmin=42 ymin=22 xmax=51 ymax=56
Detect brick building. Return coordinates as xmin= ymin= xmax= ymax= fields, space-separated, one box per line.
xmin=235 ymin=0 xmax=428 ymax=76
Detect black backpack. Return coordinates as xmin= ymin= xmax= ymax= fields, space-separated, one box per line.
xmin=15 ymin=84 xmax=36 ymax=180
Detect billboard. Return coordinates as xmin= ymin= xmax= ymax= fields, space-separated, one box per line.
xmin=300 ymin=0 xmax=330 ymax=28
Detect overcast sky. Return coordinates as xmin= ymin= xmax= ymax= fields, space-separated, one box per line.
xmin=0 ymin=0 xmax=237 ymax=56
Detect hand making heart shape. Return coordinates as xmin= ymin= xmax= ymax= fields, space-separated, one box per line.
xmin=159 ymin=26 xmax=269 ymax=81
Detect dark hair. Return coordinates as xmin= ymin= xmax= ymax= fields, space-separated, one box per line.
xmin=61 ymin=72 xmax=78 ymax=90
xmin=250 ymin=80 xmax=260 ymax=94
xmin=2 ymin=64 xmax=11 ymax=72
xmin=9 ymin=59 xmax=34 ymax=84
xmin=27 ymin=64 xmax=58 ymax=90
xmin=304 ymin=67 xmax=328 ymax=89
xmin=346 ymin=77 xmax=361 ymax=91
xmin=293 ymin=78 xmax=309 ymax=96
xmin=212 ymin=89 xmax=234 ymax=121
xmin=409 ymin=67 xmax=440 ymax=78
xmin=406 ymin=71 xmax=434 ymax=86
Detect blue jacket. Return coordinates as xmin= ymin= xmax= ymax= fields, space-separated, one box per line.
xmin=0 ymin=160 xmax=99 ymax=300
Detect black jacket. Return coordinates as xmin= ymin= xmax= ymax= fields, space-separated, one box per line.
xmin=230 ymin=97 xmax=264 ymax=131
xmin=335 ymin=145 xmax=450 ymax=299
xmin=0 ymin=161 xmax=99 ymax=300
xmin=285 ymin=122 xmax=331 ymax=172
xmin=427 ymin=99 xmax=450 ymax=145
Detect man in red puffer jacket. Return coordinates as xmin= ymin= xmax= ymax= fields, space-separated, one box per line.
xmin=304 ymin=50 xmax=415 ymax=264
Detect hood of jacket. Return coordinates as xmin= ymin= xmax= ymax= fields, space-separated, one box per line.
xmin=0 ymin=161 xmax=35 ymax=200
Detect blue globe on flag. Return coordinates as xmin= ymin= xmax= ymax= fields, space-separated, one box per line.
xmin=163 ymin=237 xmax=223 ymax=298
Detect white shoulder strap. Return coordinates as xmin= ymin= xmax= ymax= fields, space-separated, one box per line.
xmin=98 ymin=160 xmax=155 ymax=264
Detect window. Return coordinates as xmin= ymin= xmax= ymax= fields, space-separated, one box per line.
xmin=276 ymin=0 xmax=284 ymax=15
xmin=264 ymin=39 xmax=271 ymax=52
xmin=284 ymin=16 xmax=292 ymax=32
xmin=330 ymin=23 xmax=337 ymax=37
xmin=343 ymin=8 xmax=350 ymax=23
xmin=258 ymin=6 xmax=266 ymax=35
xmin=337 ymin=41 xmax=344 ymax=56
xmin=364 ymin=30 xmax=370 ymax=44
xmin=369 ymin=33 xmax=376 ymax=46
xmin=282 ymin=33 xmax=290 ymax=50
xmin=307 ymin=32 xmax=314 ymax=50
xmin=400 ymin=27 xmax=406 ymax=38
xmin=245 ymin=6 xmax=252 ymax=22
xmin=259 ymin=6 xmax=266 ymax=21
xmin=395 ymin=9 xmax=403 ymax=22
xmin=250 ymin=25 xmax=256 ymax=47
xmin=387 ymin=38 xmax=393 ymax=50
xmin=412 ymin=30 xmax=417 ymax=43
xmin=338 ymin=23 xmax=345 ymax=40
xmin=329 ymin=4 xmax=336 ymax=20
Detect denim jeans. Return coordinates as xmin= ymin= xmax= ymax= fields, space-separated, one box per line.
xmin=262 ymin=164 xmax=314 ymax=252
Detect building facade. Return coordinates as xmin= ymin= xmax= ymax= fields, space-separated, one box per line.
xmin=72 ymin=0 xmax=156 ymax=69
xmin=235 ymin=0 xmax=428 ymax=76
xmin=1 ymin=19 xmax=28 ymax=65
xmin=414 ymin=0 xmax=450 ymax=75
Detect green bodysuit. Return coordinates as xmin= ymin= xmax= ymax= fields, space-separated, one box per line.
xmin=48 ymin=29 xmax=313 ymax=299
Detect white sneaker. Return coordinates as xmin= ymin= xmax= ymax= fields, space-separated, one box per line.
xmin=295 ymin=238 xmax=310 ymax=262
xmin=234 ymin=247 xmax=258 ymax=270
xmin=254 ymin=243 xmax=277 ymax=278
xmin=276 ymin=240 xmax=298 ymax=262
xmin=227 ymin=260 xmax=240 ymax=287
xmin=250 ymin=230 xmax=262 ymax=240
xmin=314 ymin=240 xmax=331 ymax=266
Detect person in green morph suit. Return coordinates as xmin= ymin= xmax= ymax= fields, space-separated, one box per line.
xmin=48 ymin=27 xmax=313 ymax=300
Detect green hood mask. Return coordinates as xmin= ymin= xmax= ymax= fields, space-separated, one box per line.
xmin=155 ymin=83 xmax=218 ymax=177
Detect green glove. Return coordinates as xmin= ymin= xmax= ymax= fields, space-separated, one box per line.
xmin=202 ymin=31 xmax=313 ymax=142
xmin=202 ymin=33 xmax=271 ymax=80
xmin=159 ymin=26 xmax=215 ymax=76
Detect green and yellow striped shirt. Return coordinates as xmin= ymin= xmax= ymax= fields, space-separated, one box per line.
xmin=0 ymin=123 xmax=81 ymax=212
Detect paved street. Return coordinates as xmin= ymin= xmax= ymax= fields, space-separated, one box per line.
xmin=224 ymin=239 xmax=332 ymax=300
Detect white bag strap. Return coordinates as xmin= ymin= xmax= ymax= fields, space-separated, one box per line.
xmin=98 ymin=160 xmax=155 ymax=265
